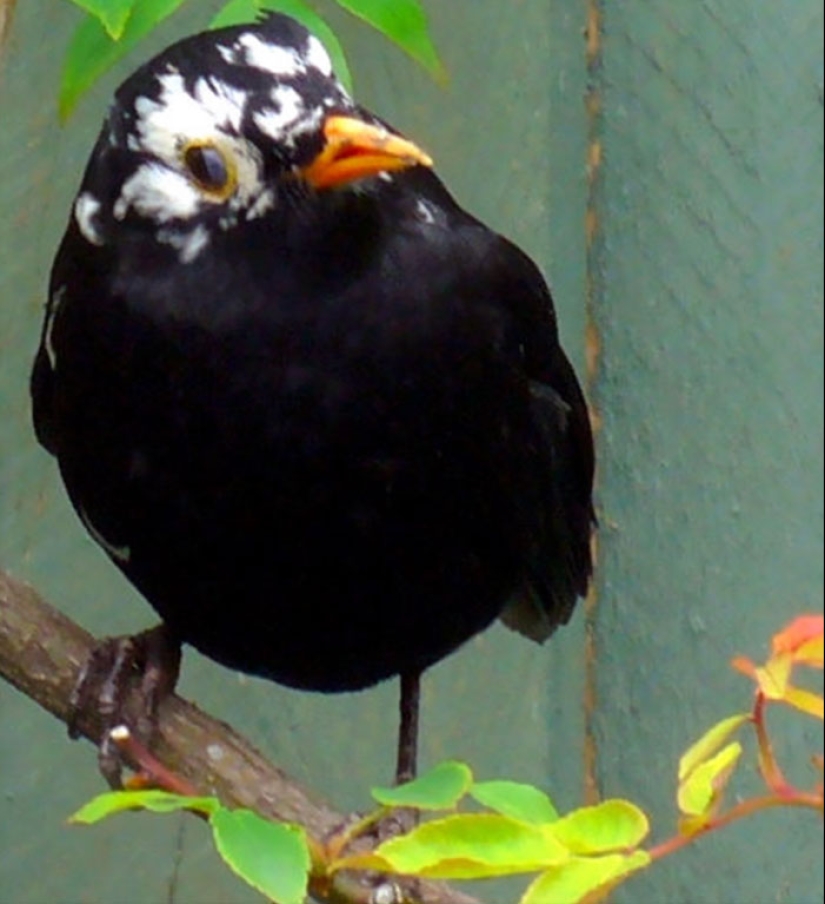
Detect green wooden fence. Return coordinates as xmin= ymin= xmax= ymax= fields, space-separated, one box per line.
xmin=1 ymin=2 xmax=821 ymax=902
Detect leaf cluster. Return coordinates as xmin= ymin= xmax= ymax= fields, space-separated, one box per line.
xmin=59 ymin=0 xmax=442 ymax=117
xmin=72 ymin=764 xmax=651 ymax=904
xmin=71 ymin=614 xmax=823 ymax=903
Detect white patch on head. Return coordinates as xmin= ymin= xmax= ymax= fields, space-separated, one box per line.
xmin=228 ymin=141 xmax=268 ymax=211
xmin=74 ymin=192 xmax=105 ymax=245
xmin=157 ymin=223 xmax=210 ymax=263
xmin=44 ymin=285 xmax=66 ymax=370
xmin=234 ymin=32 xmax=307 ymax=77
xmin=117 ymin=71 xmax=269 ymax=224
xmin=290 ymin=105 xmax=325 ymax=145
xmin=305 ymin=35 xmax=333 ymax=76
xmin=194 ymin=77 xmax=248 ymax=130
xmin=219 ymin=31 xmax=333 ymax=80
xmin=255 ymin=88 xmax=328 ymax=151
xmin=115 ymin=164 xmax=202 ymax=222
xmin=78 ymin=504 xmax=131 ymax=564
xmin=134 ymin=72 xmax=245 ymax=162
xmin=253 ymin=86 xmax=305 ymax=140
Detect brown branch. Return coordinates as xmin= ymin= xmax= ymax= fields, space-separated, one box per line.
xmin=0 ymin=567 xmax=480 ymax=904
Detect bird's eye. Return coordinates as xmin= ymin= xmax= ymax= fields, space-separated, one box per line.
xmin=182 ymin=143 xmax=235 ymax=197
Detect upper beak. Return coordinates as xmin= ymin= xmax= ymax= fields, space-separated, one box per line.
xmin=300 ymin=115 xmax=433 ymax=190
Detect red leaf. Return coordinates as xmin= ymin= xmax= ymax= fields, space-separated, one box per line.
xmin=772 ymin=615 xmax=824 ymax=664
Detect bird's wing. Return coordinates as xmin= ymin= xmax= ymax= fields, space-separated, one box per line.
xmin=496 ymin=243 xmax=596 ymax=642
xmin=30 ymin=284 xmax=63 ymax=456
xmin=31 ymin=221 xmax=94 ymax=458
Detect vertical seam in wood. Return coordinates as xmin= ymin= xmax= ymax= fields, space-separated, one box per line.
xmin=583 ymin=0 xmax=604 ymax=807
xmin=0 ymin=0 xmax=18 ymax=69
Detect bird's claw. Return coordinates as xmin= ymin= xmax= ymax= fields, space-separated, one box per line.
xmin=68 ymin=624 xmax=181 ymax=788
xmin=68 ymin=635 xmax=136 ymax=740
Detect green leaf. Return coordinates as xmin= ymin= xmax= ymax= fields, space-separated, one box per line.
xmin=549 ymin=800 xmax=650 ymax=855
xmin=67 ymin=0 xmax=137 ymax=39
xmin=470 ymin=780 xmax=559 ymax=825
xmin=210 ymin=0 xmax=261 ymax=30
xmin=678 ymin=713 xmax=750 ymax=782
xmin=59 ymin=0 xmax=188 ymax=119
xmin=260 ymin=0 xmax=353 ymax=93
xmin=371 ymin=760 xmax=473 ymax=810
xmin=678 ymin=741 xmax=742 ymax=817
xmin=210 ymin=809 xmax=310 ymax=904
xmin=520 ymin=851 xmax=651 ymax=904
xmin=334 ymin=0 xmax=442 ymax=77
xmin=338 ymin=814 xmax=569 ymax=879
xmin=70 ymin=790 xmax=218 ymax=824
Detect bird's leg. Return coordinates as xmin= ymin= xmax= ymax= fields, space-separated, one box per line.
xmin=395 ymin=669 xmax=421 ymax=785
xmin=383 ymin=668 xmax=423 ymax=844
xmin=324 ymin=673 xmax=425 ymax=866
xmin=68 ymin=623 xmax=181 ymax=788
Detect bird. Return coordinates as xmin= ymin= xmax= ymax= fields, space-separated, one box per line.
xmin=31 ymin=12 xmax=595 ymax=787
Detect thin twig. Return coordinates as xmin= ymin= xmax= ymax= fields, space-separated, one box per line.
xmin=648 ymin=791 xmax=824 ymax=861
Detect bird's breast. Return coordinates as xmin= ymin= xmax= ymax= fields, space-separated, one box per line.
xmin=46 ymin=228 xmax=543 ymax=688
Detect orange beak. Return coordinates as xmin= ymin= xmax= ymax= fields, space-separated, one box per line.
xmin=301 ymin=115 xmax=433 ymax=190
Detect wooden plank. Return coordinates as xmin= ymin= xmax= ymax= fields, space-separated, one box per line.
xmin=591 ymin=2 xmax=824 ymax=901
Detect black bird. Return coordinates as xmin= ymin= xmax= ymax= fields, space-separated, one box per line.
xmin=31 ymin=13 xmax=594 ymax=785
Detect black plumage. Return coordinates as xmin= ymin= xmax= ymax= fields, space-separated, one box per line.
xmin=31 ymin=13 xmax=594 ymax=778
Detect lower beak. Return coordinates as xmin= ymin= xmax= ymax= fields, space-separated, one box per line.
xmin=301 ymin=115 xmax=433 ymax=190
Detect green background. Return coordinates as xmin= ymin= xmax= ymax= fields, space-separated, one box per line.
xmin=0 ymin=1 xmax=822 ymax=902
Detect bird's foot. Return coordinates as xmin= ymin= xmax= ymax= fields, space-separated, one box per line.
xmin=68 ymin=624 xmax=181 ymax=788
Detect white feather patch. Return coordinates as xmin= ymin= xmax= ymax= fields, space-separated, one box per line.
xmin=43 ymin=285 xmax=66 ymax=369
xmin=157 ymin=223 xmax=210 ymax=263
xmin=118 ymin=71 xmax=268 ymax=224
xmin=74 ymin=192 xmax=105 ymax=245
xmin=115 ymin=164 xmax=202 ymax=222
xmin=245 ymin=188 xmax=275 ymax=221
xmin=78 ymin=504 xmax=131 ymax=564
xmin=415 ymin=198 xmax=437 ymax=225
xmin=234 ymin=33 xmax=307 ymax=77
xmin=305 ymin=35 xmax=333 ymax=76
xmin=253 ymin=86 xmax=304 ymax=139
xmin=134 ymin=72 xmax=246 ymax=161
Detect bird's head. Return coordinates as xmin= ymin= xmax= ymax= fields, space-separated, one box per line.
xmin=70 ymin=13 xmax=432 ymax=263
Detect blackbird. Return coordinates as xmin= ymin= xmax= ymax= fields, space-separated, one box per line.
xmin=31 ymin=13 xmax=595 ymax=785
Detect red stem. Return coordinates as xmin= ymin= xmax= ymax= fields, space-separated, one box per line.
xmin=649 ymin=790 xmax=823 ymax=861
xmin=751 ymin=692 xmax=795 ymax=795
xmin=109 ymin=725 xmax=200 ymax=797
xmin=650 ymin=689 xmax=823 ymax=862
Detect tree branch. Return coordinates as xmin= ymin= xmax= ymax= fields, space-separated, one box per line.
xmin=0 ymin=567 xmax=480 ymax=904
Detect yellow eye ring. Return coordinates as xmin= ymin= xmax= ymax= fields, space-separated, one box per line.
xmin=182 ymin=141 xmax=237 ymax=200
